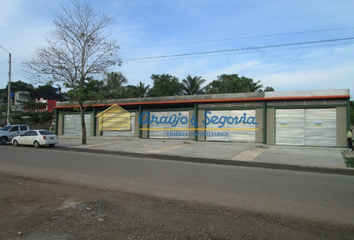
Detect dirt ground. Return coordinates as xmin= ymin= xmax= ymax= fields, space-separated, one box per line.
xmin=0 ymin=173 xmax=353 ymax=240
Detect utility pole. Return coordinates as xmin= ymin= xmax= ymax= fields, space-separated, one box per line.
xmin=0 ymin=46 xmax=11 ymax=125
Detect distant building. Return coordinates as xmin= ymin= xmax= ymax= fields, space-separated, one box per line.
xmin=12 ymin=91 xmax=31 ymax=111
xmin=30 ymin=90 xmax=69 ymax=112
xmin=12 ymin=90 xmax=68 ymax=112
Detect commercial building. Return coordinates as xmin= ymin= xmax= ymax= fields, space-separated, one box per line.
xmin=54 ymin=89 xmax=351 ymax=147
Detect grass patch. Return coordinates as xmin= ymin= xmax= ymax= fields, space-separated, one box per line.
xmin=341 ymin=150 xmax=354 ymax=168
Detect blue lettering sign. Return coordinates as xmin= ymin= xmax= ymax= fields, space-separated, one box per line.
xmin=139 ymin=111 xmax=259 ymax=127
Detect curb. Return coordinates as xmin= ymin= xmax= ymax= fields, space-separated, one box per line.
xmin=52 ymin=146 xmax=354 ymax=176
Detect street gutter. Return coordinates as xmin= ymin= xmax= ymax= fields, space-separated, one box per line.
xmin=52 ymin=146 xmax=354 ymax=176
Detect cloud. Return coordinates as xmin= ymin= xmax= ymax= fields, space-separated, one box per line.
xmin=256 ymin=63 xmax=354 ymax=92
xmin=1 ymin=0 xmax=353 ymax=97
xmin=203 ymin=61 xmax=261 ymax=81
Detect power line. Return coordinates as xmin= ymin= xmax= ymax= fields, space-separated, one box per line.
xmin=121 ymin=27 xmax=354 ymax=50
xmin=123 ymin=37 xmax=354 ymax=62
xmin=123 ymin=42 xmax=354 ymax=64
xmin=1 ymin=36 xmax=353 ymax=66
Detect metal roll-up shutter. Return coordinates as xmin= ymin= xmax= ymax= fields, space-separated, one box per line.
xmin=205 ymin=110 xmax=230 ymax=141
xmin=102 ymin=113 xmax=136 ymax=137
xmin=149 ymin=111 xmax=189 ymax=139
xmin=229 ymin=110 xmax=256 ymax=142
xmin=305 ymin=108 xmax=336 ymax=147
xmin=64 ymin=114 xmax=91 ymax=135
xmin=149 ymin=112 xmax=169 ymax=139
xmin=275 ymin=108 xmax=337 ymax=146
xmin=206 ymin=110 xmax=256 ymax=142
xmin=275 ymin=109 xmax=305 ymax=145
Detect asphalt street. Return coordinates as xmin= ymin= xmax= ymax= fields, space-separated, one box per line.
xmin=1 ymin=145 xmax=354 ymax=226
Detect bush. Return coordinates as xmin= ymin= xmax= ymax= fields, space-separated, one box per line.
xmin=11 ymin=111 xmax=53 ymax=124
xmin=39 ymin=111 xmax=54 ymax=121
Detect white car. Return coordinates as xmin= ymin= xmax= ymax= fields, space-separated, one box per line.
xmin=12 ymin=130 xmax=59 ymax=148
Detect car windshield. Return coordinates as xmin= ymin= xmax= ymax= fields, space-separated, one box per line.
xmin=1 ymin=126 xmax=11 ymax=131
xmin=39 ymin=131 xmax=54 ymax=135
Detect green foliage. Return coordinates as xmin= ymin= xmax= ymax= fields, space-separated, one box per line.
xmin=11 ymin=111 xmax=53 ymax=124
xmin=8 ymin=80 xmax=35 ymax=92
xmin=11 ymin=100 xmax=51 ymax=124
xmin=35 ymin=82 xmax=56 ymax=92
xmin=10 ymin=111 xmax=23 ymax=122
xmin=65 ymin=77 xmax=106 ymax=103
xmin=135 ymin=82 xmax=150 ymax=98
xmin=0 ymin=80 xmax=35 ymax=102
xmin=17 ymin=100 xmax=47 ymax=112
xmin=103 ymin=72 xmax=128 ymax=99
xmin=27 ymin=112 xmax=41 ymax=123
xmin=121 ymin=85 xmax=137 ymax=98
xmin=258 ymin=86 xmax=275 ymax=92
xmin=149 ymin=74 xmax=183 ymax=97
xmin=264 ymin=86 xmax=275 ymax=92
xmin=0 ymin=90 xmax=6 ymax=103
xmin=0 ymin=81 xmax=61 ymax=103
xmin=122 ymin=82 xmax=150 ymax=98
xmin=341 ymin=150 xmax=354 ymax=168
xmin=205 ymin=74 xmax=263 ymax=94
xmin=182 ymin=75 xmax=206 ymax=95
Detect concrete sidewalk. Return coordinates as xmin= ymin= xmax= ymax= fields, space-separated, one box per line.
xmin=54 ymin=136 xmax=353 ymax=174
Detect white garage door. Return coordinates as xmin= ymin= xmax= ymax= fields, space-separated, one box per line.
xmin=149 ymin=111 xmax=189 ymax=139
xmin=275 ymin=108 xmax=336 ymax=146
xmin=64 ymin=114 xmax=91 ymax=135
xmin=304 ymin=109 xmax=337 ymax=146
xmin=275 ymin=109 xmax=305 ymax=145
xmin=102 ymin=113 xmax=136 ymax=137
xmin=205 ymin=110 xmax=257 ymax=142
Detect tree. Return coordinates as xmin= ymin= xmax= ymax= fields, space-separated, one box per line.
xmin=24 ymin=0 xmax=121 ymax=144
xmin=17 ymin=100 xmax=47 ymax=112
xmin=35 ymin=82 xmax=56 ymax=92
xmin=182 ymin=75 xmax=206 ymax=95
xmin=104 ymin=72 xmax=127 ymax=99
xmin=258 ymin=86 xmax=275 ymax=92
xmin=149 ymin=74 xmax=183 ymax=97
xmin=122 ymin=81 xmax=150 ymax=98
xmin=203 ymin=79 xmax=223 ymax=94
xmin=264 ymin=86 xmax=275 ymax=92
xmin=9 ymin=80 xmax=35 ymax=92
xmin=66 ymin=77 xmax=106 ymax=103
xmin=205 ymin=74 xmax=263 ymax=94
xmin=0 ymin=80 xmax=35 ymax=103
xmin=135 ymin=81 xmax=150 ymax=98
xmin=121 ymin=85 xmax=137 ymax=98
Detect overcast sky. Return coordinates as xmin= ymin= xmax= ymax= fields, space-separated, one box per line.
xmin=0 ymin=0 xmax=353 ymax=97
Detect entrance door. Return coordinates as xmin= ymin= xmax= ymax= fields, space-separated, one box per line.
xmin=149 ymin=111 xmax=189 ymax=139
xmin=275 ymin=109 xmax=305 ymax=145
xmin=63 ymin=114 xmax=91 ymax=135
xmin=304 ymin=108 xmax=336 ymax=146
xmin=275 ymin=109 xmax=337 ymax=146
xmin=205 ymin=110 xmax=257 ymax=142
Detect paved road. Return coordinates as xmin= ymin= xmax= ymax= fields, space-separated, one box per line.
xmin=1 ymin=146 xmax=354 ymax=226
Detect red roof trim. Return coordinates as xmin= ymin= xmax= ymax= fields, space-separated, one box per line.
xmin=53 ymin=95 xmax=350 ymax=109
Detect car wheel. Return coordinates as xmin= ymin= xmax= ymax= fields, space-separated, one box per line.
xmin=49 ymin=144 xmax=55 ymax=147
xmin=33 ymin=141 xmax=40 ymax=148
xmin=0 ymin=137 xmax=7 ymax=145
xmin=13 ymin=140 xmax=20 ymax=147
